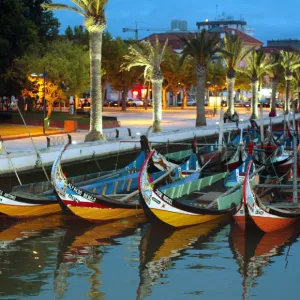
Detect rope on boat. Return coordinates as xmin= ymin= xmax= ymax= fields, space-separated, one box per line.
xmin=0 ymin=135 xmax=22 ymax=186
xmin=16 ymin=104 xmax=50 ymax=182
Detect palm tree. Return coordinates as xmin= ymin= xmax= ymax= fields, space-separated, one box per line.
xmin=239 ymin=48 xmax=273 ymax=119
xmin=122 ymin=38 xmax=168 ymax=132
xmin=280 ymin=50 xmax=300 ymax=114
xmin=180 ymin=30 xmax=223 ymax=126
xmin=293 ymin=68 xmax=300 ymax=110
xmin=267 ymin=51 xmax=283 ymax=114
xmin=222 ymin=34 xmax=251 ymax=115
xmin=42 ymin=0 xmax=108 ymax=141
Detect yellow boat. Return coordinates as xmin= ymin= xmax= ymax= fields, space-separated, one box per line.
xmin=0 ymin=190 xmax=61 ymax=218
xmin=139 ymin=151 xmax=242 ymax=228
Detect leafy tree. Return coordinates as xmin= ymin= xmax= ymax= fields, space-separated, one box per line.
xmin=235 ymin=72 xmax=250 ymax=97
xmin=0 ymin=0 xmax=38 ymax=94
xmin=123 ymin=38 xmax=168 ymax=132
xmin=14 ymin=40 xmax=89 ymax=118
xmin=239 ymin=48 xmax=274 ymax=119
xmin=23 ymin=0 xmax=60 ymax=42
xmin=207 ymin=59 xmax=226 ymax=94
xmin=65 ymin=25 xmax=89 ymax=47
xmin=161 ymin=48 xmax=180 ymax=108
xmin=180 ymin=30 xmax=224 ymax=126
xmin=222 ymin=34 xmax=251 ymax=115
xmin=177 ymin=57 xmax=197 ymax=108
xmin=293 ymin=68 xmax=300 ymax=109
xmin=280 ymin=50 xmax=300 ymax=113
xmin=43 ymin=0 xmax=109 ymax=142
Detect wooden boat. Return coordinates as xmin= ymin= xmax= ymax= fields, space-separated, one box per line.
xmin=51 ymin=140 xmax=198 ymax=222
xmin=138 ymin=151 xmax=243 ymax=228
xmin=0 ymin=145 xmax=149 ymax=218
xmin=242 ymin=160 xmax=300 ymax=232
xmin=221 ymin=129 xmax=247 ymax=172
xmin=0 ymin=189 xmax=61 ymax=218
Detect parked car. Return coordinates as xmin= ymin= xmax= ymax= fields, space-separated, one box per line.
xmin=244 ymin=101 xmax=251 ymax=107
xmin=276 ymin=100 xmax=284 ymax=108
xmin=234 ymin=100 xmax=243 ymax=107
xmin=187 ymin=99 xmax=196 ymax=106
xmin=258 ymin=98 xmax=270 ymax=107
xmin=127 ymin=98 xmax=144 ymax=107
xmin=177 ymin=99 xmax=196 ymax=106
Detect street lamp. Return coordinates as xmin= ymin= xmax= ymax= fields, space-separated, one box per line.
xmin=31 ymin=70 xmax=47 ymax=134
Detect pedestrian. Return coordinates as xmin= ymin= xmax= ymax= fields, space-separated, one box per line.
xmin=231 ymin=111 xmax=239 ymax=127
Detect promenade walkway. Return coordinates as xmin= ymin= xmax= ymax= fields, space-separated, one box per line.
xmin=0 ymin=107 xmax=288 ymax=175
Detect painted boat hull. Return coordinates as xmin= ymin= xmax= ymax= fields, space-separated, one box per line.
xmin=139 ymin=151 xmax=240 ymax=228
xmin=0 ymin=203 xmax=61 ymax=218
xmin=244 ymin=161 xmax=300 ymax=233
xmin=0 ymin=190 xmax=60 ymax=218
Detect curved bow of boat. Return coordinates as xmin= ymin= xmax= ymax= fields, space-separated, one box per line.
xmin=51 ymin=142 xmax=70 ymax=199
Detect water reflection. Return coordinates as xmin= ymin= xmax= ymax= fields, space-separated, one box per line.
xmin=55 ymin=215 xmax=147 ymax=300
xmin=137 ymin=217 xmax=228 ymax=300
xmin=0 ymin=214 xmax=299 ymax=299
xmin=229 ymin=223 xmax=300 ymax=299
xmin=0 ymin=214 xmax=66 ymax=299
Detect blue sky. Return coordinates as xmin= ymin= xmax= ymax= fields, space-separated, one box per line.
xmin=53 ymin=0 xmax=300 ymax=44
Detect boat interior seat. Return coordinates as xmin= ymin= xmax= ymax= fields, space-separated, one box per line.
xmin=11 ymin=191 xmax=53 ymax=201
xmin=195 ymin=191 xmax=223 ymax=202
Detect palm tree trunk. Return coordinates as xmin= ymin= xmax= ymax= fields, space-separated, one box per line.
xmin=285 ymin=79 xmax=291 ymax=114
xmin=271 ymin=77 xmax=278 ymax=112
xmin=250 ymin=81 xmax=259 ymax=119
xmin=196 ymin=64 xmax=207 ymax=126
xmin=298 ymin=82 xmax=300 ymax=110
xmin=226 ymin=76 xmax=235 ymax=115
xmin=85 ymin=29 xmax=105 ymax=141
xmin=151 ymin=79 xmax=163 ymax=132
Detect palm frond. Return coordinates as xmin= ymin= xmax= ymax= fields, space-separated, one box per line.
xmin=180 ymin=30 xmax=222 ymax=66
xmin=41 ymin=3 xmax=85 ymax=17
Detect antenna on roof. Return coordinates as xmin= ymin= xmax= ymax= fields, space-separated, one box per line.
xmin=216 ymin=4 xmax=218 ymax=19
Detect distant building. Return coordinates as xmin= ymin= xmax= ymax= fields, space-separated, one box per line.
xmin=171 ymin=20 xmax=188 ymax=32
xmin=267 ymin=39 xmax=300 ymax=51
xmin=196 ymin=19 xmax=247 ymax=32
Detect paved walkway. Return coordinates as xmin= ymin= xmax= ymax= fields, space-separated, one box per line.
xmin=0 ymin=107 xmax=282 ymax=153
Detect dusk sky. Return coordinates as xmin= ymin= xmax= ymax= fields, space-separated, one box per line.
xmin=53 ymin=0 xmax=300 ymax=43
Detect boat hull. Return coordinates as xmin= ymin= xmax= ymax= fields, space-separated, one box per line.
xmin=0 ymin=203 xmax=61 ymax=218
xmin=66 ymin=206 xmax=143 ymax=222
xmin=151 ymin=208 xmax=224 ymax=227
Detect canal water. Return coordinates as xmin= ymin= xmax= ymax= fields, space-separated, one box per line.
xmin=0 ymin=214 xmax=299 ymax=300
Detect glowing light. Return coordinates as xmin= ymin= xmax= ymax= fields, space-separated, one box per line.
xmin=136 ymin=132 xmax=141 ymax=136
xmin=141 ymin=89 xmax=147 ymax=98
xmin=132 ymin=91 xmax=138 ymax=97
xmin=33 ymin=251 xmax=38 ymax=254
xmin=72 ymin=141 xmax=77 ymax=144
xmin=240 ymin=119 xmax=244 ymax=122
xmin=216 ymin=122 xmax=219 ymax=125
xmin=205 ymin=19 xmax=209 ymax=22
